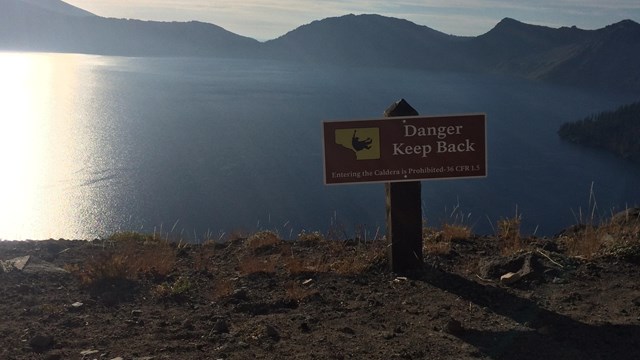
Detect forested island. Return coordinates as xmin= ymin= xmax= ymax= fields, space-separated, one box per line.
xmin=558 ymin=101 xmax=640 ymax=162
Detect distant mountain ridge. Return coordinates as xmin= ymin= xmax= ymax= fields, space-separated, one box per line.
xmin=260 ymin=14 xmax=466 ymax=69
xmin=266 ymin=14 xmax=640 ymax=91
xmin=1 ymin=0 xmax=639 ymax=91
xmin=466 ymin=17 xmax=640 ymax=90
xmin=16 ymin=0 xmax=95 ymax=17
xmin=0 ymin=0 xmax=260 ymax=56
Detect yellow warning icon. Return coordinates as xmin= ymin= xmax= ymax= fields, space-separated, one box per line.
xmin=335 ymin=128 xmax=380 ymax=160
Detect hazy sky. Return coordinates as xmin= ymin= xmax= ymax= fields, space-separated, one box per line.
xmin=64 ymin=1 xmax=640 ymax=40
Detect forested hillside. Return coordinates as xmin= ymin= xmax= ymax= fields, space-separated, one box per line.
xmin=558 ymin=101 xmax=640 ymax=162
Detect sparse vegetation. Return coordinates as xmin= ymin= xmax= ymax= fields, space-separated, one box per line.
xmin=246 ymin=231 xmax=281 ymax=253
xmin=560 ymin=225 xmax=602 ymax=258
xmin=4 ymin=210 xmax=640 ymax=359
xmin=60 ymin=208 xmax=639 ymax=318
xmin=67 ymin=232 xmax=176 ymax=286
xmin=66 ymin=207 xmax=640 ymax=292
xmin=497 ymin=213 xmax=523 ymax=255
xmin=153 ymin=276 xmax=192 ymax=299
xmin=442 ymin=223 xmax=473 ymax=241
xmin=423 ymin=223 xmax=473 ymax=255
xmin=423 ymin=227 xmax=453 ymax=255
xmin=328 ymin=242 xmax=386 ymax=275
xmin=559 ymin=209 xmax=640 ymax=260
xmin=557 ymin=186 xmax=640 ymax=260
xmin=296 ymin=230 xmax=324 ymax=244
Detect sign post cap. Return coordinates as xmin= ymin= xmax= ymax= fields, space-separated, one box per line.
xmin=384 ymin=99 xmax=419 ymax=117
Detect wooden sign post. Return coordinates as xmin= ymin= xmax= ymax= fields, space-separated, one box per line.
xmin=322 ymin=99 xmax=487 ymax=275
xmin=384 ymin=99 xmax=423 ymax=274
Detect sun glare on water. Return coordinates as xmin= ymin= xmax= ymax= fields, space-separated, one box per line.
xmin=0 ymin=53 xmax=94 ymax=240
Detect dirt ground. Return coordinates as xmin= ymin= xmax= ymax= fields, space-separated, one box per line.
xmin=1 ymin=225 xmax=640 ymax=360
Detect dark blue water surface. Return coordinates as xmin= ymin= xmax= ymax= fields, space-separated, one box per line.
xmin=1 ymin=53 xmax=638 ymax=240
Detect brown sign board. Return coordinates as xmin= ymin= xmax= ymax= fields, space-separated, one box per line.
xmin=323 ymin=114 xmax=487 ymax=185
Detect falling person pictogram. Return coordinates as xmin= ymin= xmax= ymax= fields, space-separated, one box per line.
xmin=352 ymin=130 xmax=373 ymax=151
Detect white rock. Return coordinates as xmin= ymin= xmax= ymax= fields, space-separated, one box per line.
xmin=500 ymin=272 xmax=521 ymax=285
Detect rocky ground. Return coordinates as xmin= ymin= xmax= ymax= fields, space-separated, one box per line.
xmin=1 ymin=218 xmax=640 ymax=360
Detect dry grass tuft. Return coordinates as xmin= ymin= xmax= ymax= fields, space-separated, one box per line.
xmin=69 ymin=233 xmax=176 ymax=286
xmin=423 ymin=240 xmax=452 ymax=255
xmin=246 ymin=231 xmax=281 ymax=253
xmin=68 ymin=252 xmax=132 ymax=286
xmin=277 ymin=237 xmax=387 ymax=276
xmin=442 ymin=223 xmax=472 ymax=241
xmin=497 ymin=215 xmax=522 ymax=255
xmin=283 ymin=254 xmax=330 ymax=275
xmin=422 ymin=227 xmax=451 ymax=255
xmin=422 ymin=223 xmax=471 ymax=255
xmin=561 ymin=225 xmax=602 ymax=258
xmin=561 ymin=211 xmax=640 ymax=259
xmin=297 ymin=230 xmax=324 ymax=245
xmin=329 ymin=242 xmax=386 ymax=275
xmin=237 ymin=255 xmax=278 ymax=275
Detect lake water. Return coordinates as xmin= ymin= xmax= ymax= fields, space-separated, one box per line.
xmin=1 ymin=52 xmax=639 ymax=240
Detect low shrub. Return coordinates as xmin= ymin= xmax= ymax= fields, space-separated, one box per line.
xmin=69 ymin=233 xmax=176 ymax=286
